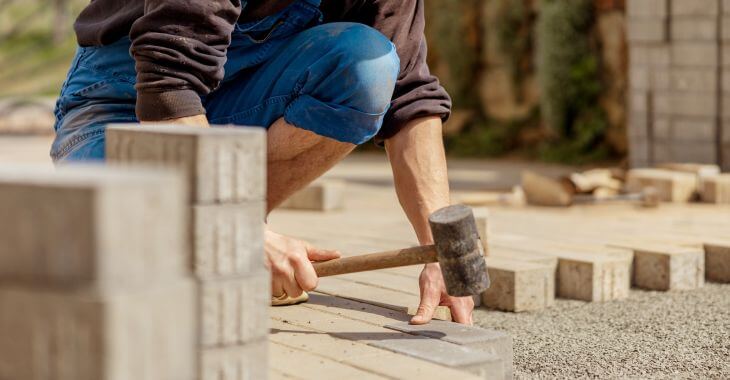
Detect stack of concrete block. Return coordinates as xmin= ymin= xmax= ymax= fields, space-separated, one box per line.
xmin=0 ymin=165 xmax=195 ymax=380
xmin=627 ymin=0 xmax=725 ymax=168
xmin=106 ymin=125 xmax=269 ymax=380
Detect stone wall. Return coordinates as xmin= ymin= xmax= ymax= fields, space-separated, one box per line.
xmin=626 ymin=0 xmax=728 ymax=169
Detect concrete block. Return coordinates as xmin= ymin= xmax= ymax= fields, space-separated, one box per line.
xmin=481 ymin=257 xmax=555 ymax=312
xmin=653 ymin=117 xmax=671 ymax=139
xmin=0 ymin=164 xmax=187 ymax=290
xmin=670 ymin=69 xmax=718 ymax=92
xmin=670 ymin=17 xmax=717 ymax=40
xmin=0 ymin=281 xmax=195 ymax=380
xmin=627 ymin=0 xmax=667 ymax=18
xmin=626 ymin=168 xmax=698 ymax=201
xmin=657 ymin=162 xmax=721 ymax=177
xmin=704 ymin=241 xmax=730 ymax=282
xmin=671 ymin=43 xmax=718 ymax=67
xmin=722 ymin=43 xmax=730 ymax=66
xmin=629 ymin=139 xmax=651 ymax=168
xmin=722 ymin=17 xmax=730 ymax=39
xmin=627 ymin=19 xmax=667 ymax=42
xmin=199 ymin=273 xmax=270 ymax=348
xmin=371 ymin=337 xmax=504 ymax=379
xmin=671 ymin=118 xmax=717 ymax=141
xmin=628 ymin=112 xmax=649 ymax=138
xmin=106 ymin=124 xmax=266 ymax=204
xmin=194 ymin=203 xmax=266 ymax=278
xmin=671 ymin=0 xmax=719 ymax=16
xmin=653 ymin=92 xmax=716 ymax=117
xmin=700 ymin=174 xmax=730 ymax=203
xmin=652 ymin=68 xmax=671 ymax=90
xmin=630 ymin=245 xmax=705 ymax=290
xmin=200 ymin=340 xmax=268 ymax=380
xmin=665 ymin=141 xmax=718 ymax=164
xmin=630 ymin=46 xmax=671 ymax=67
xmin=385 ymin=320 xmax=513 ymax=380
xmin=279 ymin=179 xmax=345 ymax=211
xmin=629 ymin=91 xmax=649 ymax=113
xmin=629 ymin=65 xmax=650 ymax=90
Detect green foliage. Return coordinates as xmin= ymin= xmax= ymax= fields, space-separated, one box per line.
xmin=536 ymin=0 xmax=612 ymax=163
xmin=494 ymin=0 xmax=534 ymax=101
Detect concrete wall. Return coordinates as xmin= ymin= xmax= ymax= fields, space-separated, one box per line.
xmin=627 ymin=0 xmax=729 ymax=169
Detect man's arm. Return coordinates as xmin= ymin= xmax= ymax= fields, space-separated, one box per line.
xmin=385 ymin=116 xmax=474 ymax=325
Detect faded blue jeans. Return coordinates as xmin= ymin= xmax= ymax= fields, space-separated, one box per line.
xmin=51 ymin=0 xmax=400 ymax=162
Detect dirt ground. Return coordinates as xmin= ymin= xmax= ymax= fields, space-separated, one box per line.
xmin=3 ymin=136 xmax=729 ymax=379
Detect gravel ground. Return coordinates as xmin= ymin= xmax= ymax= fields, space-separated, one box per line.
xmin=474 ymin=283 xmax=730 ymax=379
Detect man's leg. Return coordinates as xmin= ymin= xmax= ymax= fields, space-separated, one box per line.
xmin=206 ymin=22 xmax=401 ymax=212
xmin=266 ymin=117 xmax=355 ymax=212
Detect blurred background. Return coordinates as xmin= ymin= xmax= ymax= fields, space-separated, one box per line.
xmin=0 ymin=0 xmax=726 ymax=170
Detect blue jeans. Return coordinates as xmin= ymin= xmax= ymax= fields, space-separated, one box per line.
xmin=51 ymin=0 xmax=400 ymax=162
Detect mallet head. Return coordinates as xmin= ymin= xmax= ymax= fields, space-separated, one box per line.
xmin=428 ymin=205 xmax=490 ymax=297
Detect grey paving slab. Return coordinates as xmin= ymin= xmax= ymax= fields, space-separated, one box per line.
xmin=385 ymin=320 xmax=513 ymax=380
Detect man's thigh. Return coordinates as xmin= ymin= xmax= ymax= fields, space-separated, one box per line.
xmin=205 ymin=22 xmax=400 ymax=145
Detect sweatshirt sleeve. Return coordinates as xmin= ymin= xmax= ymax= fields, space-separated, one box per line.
xmin=353 ymin=0 xmax=452 ymax=141
xmin=129 ymin=0 xmax=242 ymax=121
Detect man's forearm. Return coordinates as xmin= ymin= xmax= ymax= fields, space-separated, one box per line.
xmin=385 ymin=116 xmax=450 ymax=245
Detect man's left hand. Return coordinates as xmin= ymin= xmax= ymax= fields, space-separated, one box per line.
xmin=410 ymin=262 xmax=474 ymax=325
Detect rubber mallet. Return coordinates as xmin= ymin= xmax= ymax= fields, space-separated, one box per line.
xmin=312 ymin=205 xmax=490 ymax=297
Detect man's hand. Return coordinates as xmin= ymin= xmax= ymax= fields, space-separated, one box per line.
xmin=141 ymin=114 xmax=210 ymax=128
xmin=265 ymin=229 xmax=340 ymax=298
xmin=411 ymin=263 xmax=474 ymax=325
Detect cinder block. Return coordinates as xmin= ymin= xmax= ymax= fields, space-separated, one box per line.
xmin=481 ymin=257 xmax=555 ymax=312
xmin=106 ymin=124 xmax=266 ymax=204
xmin=627 ymin=19 xmax=667 ymax=42
xmin=279 ymin=179 xmax=345 ymax=211
xmin=653 ymin=117 xmax=671 ymax=139
xmin=700 ymin=174 xmax=730 ymax=203
xmin=627 ymin=111 xmax=649 ymax=138
xmin=671 ymin=0 xmax=719 ymax=17
xmin=671 ymin=43 xmax=718 ymax=67
xmin=704 ymin=241 xmax=730 ymax=282
xmin=666 ymin=141 xmax=718 ymax=164
xmin=629 ymin=91 xmax=649 ymax=113
xmin=630 ymin=245 xmax=705 ymax=290
xmin=385 ymin=320 xmax=513 ymax=380
xmin=657 ymin=162 xmax=721 ymax=177
xmin=629 ymin=46 xmax=671 ymax=67
xmin=0 ymin=281 xmax=195 ymax=380
xmin=629 ymin=139 xmax=651 ymax=168
xmin=0 ymin=164 xmax=187 ymax=290
xmin=556 ymin=256 xmax=630 ymax=302
xmin=199 ymin=340 xmax=268 ymax=380
xmin=671 ymin=118 xmax=716 ymax=141
xmin=199 ymin=273 xmax=270 ymax=348
xmin=722 ymin=17 xmax=730 ymax=39
xmin=653 ymin=92 xmax=716 ymax=117
xmin=371 ymin=336 xmax=503 ymax=379
xmin=670 ymin=69 xmax=718 ymax=92
xmin=627 ymin=0 xmax=667 ymax=18
xmin=626 ymin=168 xmax=698 ymax=201
xmin=194 ymin=203 xmax=266 ymax=278
xmin=670 ymin=17 xmax=717 ymax=40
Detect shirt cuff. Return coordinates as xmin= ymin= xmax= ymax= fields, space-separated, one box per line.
xmin=135 ymin=89 xmax=206 ymax=121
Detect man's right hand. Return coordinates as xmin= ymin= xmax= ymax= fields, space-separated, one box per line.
xmin=265 ymin=228 xmax=341 ymax=298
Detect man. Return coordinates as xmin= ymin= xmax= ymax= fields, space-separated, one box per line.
xmin=52 ymin=0 xmax=473 ymax=325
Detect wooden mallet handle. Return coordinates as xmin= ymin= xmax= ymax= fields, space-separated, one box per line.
xmin=312 ymin=245 xmax=437 ymax=277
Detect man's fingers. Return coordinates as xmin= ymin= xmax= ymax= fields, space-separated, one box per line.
xmin=410 ymin=287 xmax=439 ymax=325
xmin=306 ymin=244 xmax=341 ymax=262
xmin=449 ymin=296 xmax=474 ymax=325
xmin=290 ymin=254 xmax=319 ymax=291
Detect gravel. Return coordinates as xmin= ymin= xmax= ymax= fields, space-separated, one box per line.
xmin=474 ymin=283 xmax=730 ymax=379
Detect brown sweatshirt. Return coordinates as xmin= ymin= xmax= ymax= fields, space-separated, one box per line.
xmin=73 ymin=0 xmax=451 ymax=140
